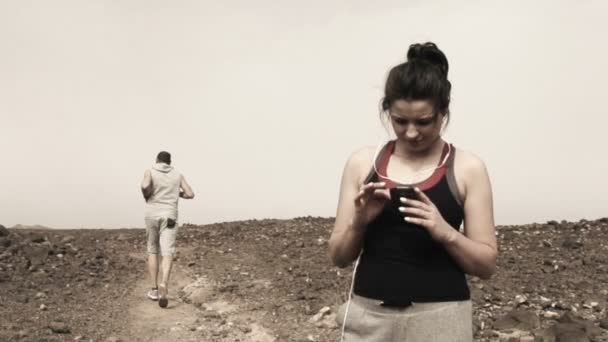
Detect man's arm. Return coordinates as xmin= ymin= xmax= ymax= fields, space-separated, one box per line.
xmin=179 ymin=176 xmax=195 ymax=199
xmin=141 ymin=170 xmax=154 ymax=201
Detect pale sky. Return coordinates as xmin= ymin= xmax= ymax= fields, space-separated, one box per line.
xmin=1 ymin=0 xmax=606 ymax=229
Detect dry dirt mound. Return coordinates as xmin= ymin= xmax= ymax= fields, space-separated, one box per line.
xmin=0 ymin=227 xmax=142 ymax=341
xmin=1 ymin=217 xmax=608 ymax=341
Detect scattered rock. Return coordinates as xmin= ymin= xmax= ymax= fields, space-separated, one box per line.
xmin=3 ymin=217 xmax=608 ymax=341
xmin=515 ymin=294 xmax=528 ymax=306
xmin=0 ymin=224 xmax=8 ymax=237
xmin=308 ymin=306 xmax=331 ymax=323
xmin=182 ymin=277 xmax=214 ymax=305
xmin=544 ymin=310 xmax=560 ymax=319
xmin=200 ymin=310 xmax=222 ymax=320
xmin=536 ymin=312 xmax=604 ymax=342
xmin=49 ymin=321 xmax=70 ymax=334
xmin=493 ymin=309 xmax=540 ymax=331
xmin=116 ymin=234 xmax=129 ymax=241
xmin=497 ymin=329 xmax=534 ymax=342
xmin=0 ymin=236 xmax=10 ymax=248
xmin=31 ymin=236 xmax=46 ymax=243
xmin=562 ymin=239 xmax=583 ymax=249
xmin=61 ymin=235 xmax=75 ymax=244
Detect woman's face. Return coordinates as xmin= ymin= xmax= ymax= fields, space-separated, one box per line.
xmin=389 ymin=99 xmax=444 ymax=154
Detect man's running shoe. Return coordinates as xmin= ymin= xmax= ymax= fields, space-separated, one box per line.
xmin=158 ymin=284 xmax=168 ymax=308
xmin=147 ymin=288 xmax=159 ymax=301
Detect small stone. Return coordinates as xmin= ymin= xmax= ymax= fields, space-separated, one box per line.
xmin=201 ymin=310 xmax=221 ymax=319
xmin=0 ymin=237 xmax=10 ymax=248
xmin=497 ymin=329 xmax=534 ymax=342
xmin=308 ymin=306 xmax=331 ymax=323
xmin=539 ymin=296 xmax=552 ymax=308
xmin=40 ymin=304 xmax=47 ymax=311
xmin=116 ymin=234 xmax=129 ymax=241
xmin=493 ymin=309 xmax=540 ymax=331
xmin=318 ymin=313 xmax=339 ymax=329
xmin=61 ymin=235 xmax=75 ymax=244
xmin=304 ymin=304 xmax=312 ymax=315
xmin=544 ymin=311 xmax=560 ymax=319
xmin=562 ymin=239 xmax=583 ymax=249
xmin=515 ymin=294 xmax=528 ymax=305
xmin=31 ymin=236 xmax=45 ymax=243
xmin=49 ymin=321 xmax=70 ymax=334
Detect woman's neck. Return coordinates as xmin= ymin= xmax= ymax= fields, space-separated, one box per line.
xmin=393 ymin=137 xmax=445 ymax=165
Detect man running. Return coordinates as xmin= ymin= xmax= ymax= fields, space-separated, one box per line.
xmin=141 ymin=151 xmax=194 ymax=308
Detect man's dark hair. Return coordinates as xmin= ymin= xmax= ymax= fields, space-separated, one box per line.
xmin=156 ymin=151 xmax=171 ymax=165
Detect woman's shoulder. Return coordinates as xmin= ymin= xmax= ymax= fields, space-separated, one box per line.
xmin=343 ymin=145 xmax=379 ymax=182
xmin=348 ymin=145 xmax=378 ymax=164
xmin=452 ymin=146 xmax=490 ymax=180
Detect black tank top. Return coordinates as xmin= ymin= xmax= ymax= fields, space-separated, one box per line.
xmin=353 ymin=141 xmax=470 ymax=303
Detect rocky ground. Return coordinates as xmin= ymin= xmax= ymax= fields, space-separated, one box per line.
xmin=1 ymin=217 xmax=608 ymax=341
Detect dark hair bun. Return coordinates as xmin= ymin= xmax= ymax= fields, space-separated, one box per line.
xmin=407 ymin=42 xmax=448 ymax=78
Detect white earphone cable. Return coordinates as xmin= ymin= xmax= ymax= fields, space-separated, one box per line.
xmin=340 ymin=255 xmax=360 ymax=342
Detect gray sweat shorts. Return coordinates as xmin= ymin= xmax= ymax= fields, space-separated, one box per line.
xmin=336 ymin=294 xmax=473 ymax=342
xmin=144 ymin=216 xmax=178 ymax=256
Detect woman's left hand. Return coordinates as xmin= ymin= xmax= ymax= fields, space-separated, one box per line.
xmin=398 ymin=187 xmax=457 ymax=244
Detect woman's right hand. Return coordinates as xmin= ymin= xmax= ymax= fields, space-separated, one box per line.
xmin=352 ymin=182 xmax=390 ymax=230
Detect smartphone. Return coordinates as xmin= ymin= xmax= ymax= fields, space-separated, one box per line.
xmin=390 ymin=185 xmax=418 ymax=208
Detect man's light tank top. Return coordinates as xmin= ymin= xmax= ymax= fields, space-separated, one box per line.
xmin=145 ymin=163 xmax=181 ymax=220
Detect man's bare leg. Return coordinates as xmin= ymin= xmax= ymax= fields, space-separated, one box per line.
xmin=158 ymin=255 xmax=173 ymax=308
xmin=160 ymin=255 xmax=173 ymax=287
xmin=148 ymin=254 xmax=159 ymax=288
xmin=146 ymin=254 xmax=163 ymax=301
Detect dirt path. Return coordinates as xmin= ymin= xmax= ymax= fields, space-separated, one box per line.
xmin=121 ymin=252 xmax=277 ymax=342
xmin=123 ymin=252 xmax=201 ymax=342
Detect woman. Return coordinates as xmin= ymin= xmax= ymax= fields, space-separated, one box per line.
xmin=329 ymin=42 xmax=497 ymax=341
